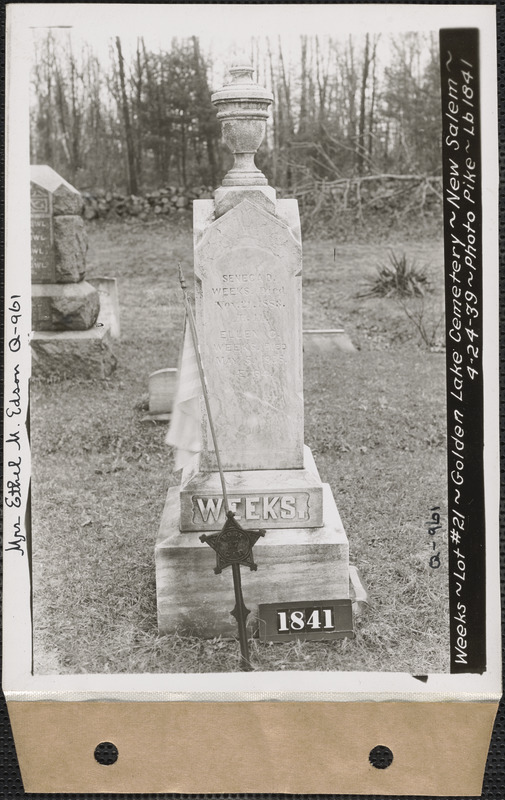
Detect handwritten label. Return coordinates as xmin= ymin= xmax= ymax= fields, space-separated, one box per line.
xmin=5 ymin=514 xmax=25 ymax=556
xmin=426 ymin=506 xmax=442 ymax=569
xmin=5 ymin=296 xmax=25 ymax=556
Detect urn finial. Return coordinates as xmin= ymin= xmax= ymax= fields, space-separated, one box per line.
xmin=211 ymin=64 xmax=273 ymax=187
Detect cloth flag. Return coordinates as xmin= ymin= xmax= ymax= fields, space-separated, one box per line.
xmin=165 ymin=314 xmax=202 ymax=470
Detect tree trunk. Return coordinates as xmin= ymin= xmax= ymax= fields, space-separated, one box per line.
xmin=266 ymin=39 xmax=278 ymax=185
xmin=44 ymin=35 xmax=55 ymax=165
xmin=115 ymin=36 xmax=138 ymax=194
xmin=345 ymin=36 xmax=357 ymax=171
xmin=298 ymin=35 xmax=308 ymax=138
xmin=69 ymin=48 xmax=80 ymax=184
xmin=277 ymin=38 xmax=294 ymax=189
xmin=192 ymin=35 xmax=218 ymax=186
xmin=180 ymin=119 xmax=187 ymax=185
xmin=357 ymin=33 xmax=370 ymax=176
xmin=367 ymin=36 xmax=379 ymax=167
xmin=134 ymin=38 xmax=144 ymax=185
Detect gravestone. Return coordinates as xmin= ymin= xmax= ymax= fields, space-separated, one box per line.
xmin=30 ymin=166 xmax=117 ymax=378
xmin=148 ymin=368 xmax=178 ymax=418
xmin=156 ymin=66 xmax=352 ymax=637
xmin=30 ymin=166 xmax=87 ymax=286
xmin=303 ymin=328 xmax=357 ymax=354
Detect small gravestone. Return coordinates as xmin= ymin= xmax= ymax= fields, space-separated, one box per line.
xmin=303 ymin=328 xmax=357 ymax=354
xmin=148 ymin=368 xmax=178 ymax=418
xmin=30 ymin=166 xmax=117 ymax=378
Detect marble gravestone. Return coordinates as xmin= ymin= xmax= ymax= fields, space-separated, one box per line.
xmin=30 ymin=166 xmax=117 ymax=378
xmin=156 ymin=67 xmax=351 ymax=637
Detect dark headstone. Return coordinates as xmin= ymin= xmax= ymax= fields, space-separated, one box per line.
xmin=30 ymin=183 xmax=55 ymax=283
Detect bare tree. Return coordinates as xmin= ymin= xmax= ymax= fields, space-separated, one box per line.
xmin=29 ymin=28 xmax=442 ymax=213
xmin=356 ymin=33 xmax=370 ymax=176
xmin=115 ymin=36 xmax=138 ymax=194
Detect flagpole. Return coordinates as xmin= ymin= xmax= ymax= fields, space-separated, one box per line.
xmin=178 ymin=264 xmax=230 ymax=515
xmin=231 ymin=563 xmax=252 ymax=671
xmin=178 ymin=264 xmax=261 ymax=672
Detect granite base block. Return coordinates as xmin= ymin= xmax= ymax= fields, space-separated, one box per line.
xmin=180 ymin=445 xmax=323 ymax=531
xmin=30 ymin=322 xmax=117 ymax=379
xmin=32 ymin=281 xmax=99 ymax=331
xmin=156 ymin=483 xmax=349 ymax=637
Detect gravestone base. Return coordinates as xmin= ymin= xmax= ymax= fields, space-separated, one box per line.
xmin=156 ymin=483 xmax=350 ymax=637
xmin=179 ymin=445 xmax=324 ymax=531
xmin=32 ymin=281 xmax=100 ymax=331
xmin=349 ymin=564 xmax=369 ymax=616
xmin=30 ymin=320 xmax=117 ymax=379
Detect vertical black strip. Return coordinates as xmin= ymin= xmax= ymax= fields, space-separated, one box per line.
xmin=440 ymin=29 xmax=485 ymax=673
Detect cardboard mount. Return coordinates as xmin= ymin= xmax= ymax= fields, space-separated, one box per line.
xmin=3 ymin=3 xmax=501 ymax=796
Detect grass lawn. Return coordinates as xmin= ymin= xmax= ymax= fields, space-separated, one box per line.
xmin=31 ymin=216 xmax=448 ymax=674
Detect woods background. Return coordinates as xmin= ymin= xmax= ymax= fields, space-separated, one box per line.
xmin=30 ymin=31 xmax=443 ymax=236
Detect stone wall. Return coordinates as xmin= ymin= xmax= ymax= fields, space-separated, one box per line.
xmin=82 ymin=185 xmax=213 ymax=221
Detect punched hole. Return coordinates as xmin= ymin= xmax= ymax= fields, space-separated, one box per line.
xmin=94 ymin=741 xmax=118 ymax=766
xmin=369 ymin=745 xmax=393 ymax=769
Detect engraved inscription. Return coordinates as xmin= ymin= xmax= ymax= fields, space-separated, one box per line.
xmin=201 ymin=245 xmax=298 ymax=450
xmin=215 ymin=327 xmax=287 ymax=378
xmin=31 ymin=185 xmax=54 ymax=282
xmin=31 ymin=184 xmax=51 ymax=215
xmin=192 ymin=492 xmax=310 ymax=526
xmin=195 ymin=200 xmax=304 ymax=470
xmin=211 ymin=272 xmax=287 ymax=312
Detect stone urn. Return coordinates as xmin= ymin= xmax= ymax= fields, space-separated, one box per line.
xmin=211 ymin=65 xmax=273 ymax=186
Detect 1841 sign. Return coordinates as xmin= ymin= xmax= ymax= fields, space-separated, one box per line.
xmin=258 ymin=599 xmax=354 ymax=642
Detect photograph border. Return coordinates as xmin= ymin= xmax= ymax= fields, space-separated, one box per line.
xmin=2 ymin=2 xmax=502 ymax=794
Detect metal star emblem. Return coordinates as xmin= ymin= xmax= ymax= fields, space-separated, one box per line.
xmin=200 ymin=511 xmax=265 ymax=574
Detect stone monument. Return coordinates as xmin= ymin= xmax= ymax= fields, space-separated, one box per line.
xmin=30 ymin=166 xmax=117 ymax=378
xmin=156 ymin=67 xmax=352 ymax=637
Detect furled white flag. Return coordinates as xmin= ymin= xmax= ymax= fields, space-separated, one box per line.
xmin=165 ymin=314 xmax=202 ymax=470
